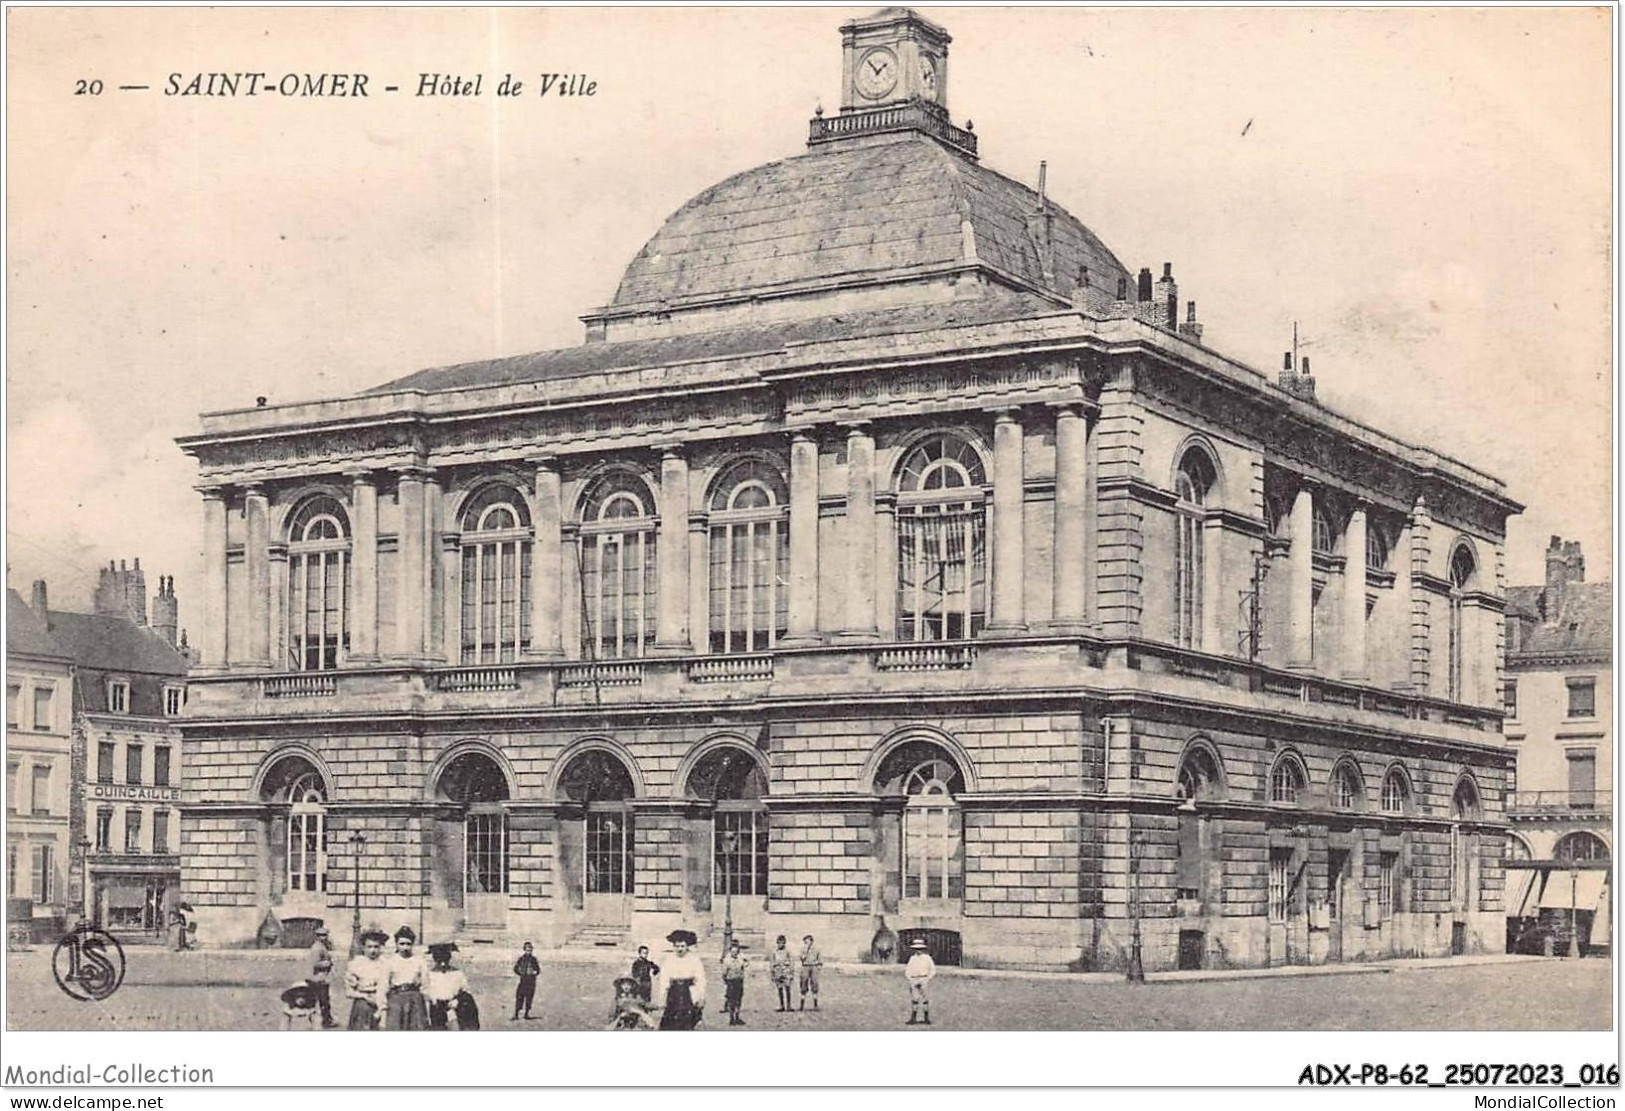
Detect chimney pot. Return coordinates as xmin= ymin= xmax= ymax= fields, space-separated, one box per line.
xmin=1283 ymin=352 xmax=1294 ymax=371
xmin=1162 ymin=262 xmax=1172 ymax=278
xmin=1301 ymin=357 xmax=1311 ymax=375
xmin=1187 ymin=301 xmax=1197 ymax=323
xmin=29 ymin=579 xmax=47 ymax=620
xmin=1137 ymin=268 xmax=1153 ymax=302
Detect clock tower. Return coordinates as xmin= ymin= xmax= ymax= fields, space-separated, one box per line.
xmin=811 ymin=8 xmax=976 ymax=159
xmin=840 ymin=7 xmax=951 ymax=111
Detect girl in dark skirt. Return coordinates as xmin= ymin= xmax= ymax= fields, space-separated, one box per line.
xmin=345 ymin=929 xmax=389 ymax=1029
xmin=656 ymin=929 xmax=706 ymax=1030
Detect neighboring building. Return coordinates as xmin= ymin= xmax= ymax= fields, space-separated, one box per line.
xmin=6 ymin=583 xmax=76 ymax=940
xmin=5 ymin=563 xmax=190 ymax=942
xmin=1503 ymin=537 xmax=1611 ymax=952
xmin=175 ymin=9 xmax=1518 ymax=970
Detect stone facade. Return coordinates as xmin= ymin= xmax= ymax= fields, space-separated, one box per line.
xmin=173 ymin=8 xmax=1518 ymax=969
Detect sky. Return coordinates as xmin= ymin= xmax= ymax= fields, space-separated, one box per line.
xmin=5 ymin=6 xmax=1613 ymax=635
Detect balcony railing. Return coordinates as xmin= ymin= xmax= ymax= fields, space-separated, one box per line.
xmin=559 ymin=661 xmax=644 ymax=689
xmin=874 ymin=643 xmax=978 ymax=672
xmin=807 ymin=101 xmax=978 ymax=158
xmin=437 ymin=666 xmax=518 ymax=693
xmin=1508 ymin=790 xmax=1613 ymax=815
xmin=686 ymin=655 xmax=774 ymax=684
xmin=261 ymin=674 xmax=336 ymax=699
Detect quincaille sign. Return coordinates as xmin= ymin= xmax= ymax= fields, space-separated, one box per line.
xmin=89 ymin=784 xmax=181 ymax=803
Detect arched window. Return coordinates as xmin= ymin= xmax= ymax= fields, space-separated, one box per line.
xmin=877 ymin=739 xmax=967 ymax=904
xmin=1175 ymin=744 xmax=1224 ymax=802
xmin=459 ymin=485 xmax=532 ymax=664
xmin=1312 ymin=507 xmax=1336 ymax=555
xmin=1270 ymin=754 xmax=1305 ymax=805
xmin=895 ymin=435 xmax=987 ymax=642
xmin=558 ymin=748 xmax=638 ymax=909
xmin=438 ymin=751 xmax=511 ymax=911
xmin=1174 ymin=743 xmax=1224 ymax=903
xmin=285 ymin=496 xmax=351 ymax=671
xmin=261 ymin=755 xmax=328 ymax=895
xmin=1505 ymin=835 xmax=1532 ymax=863
xmin=1366 ymin=525 xmax=1389 ymax=572
xmin=1451 ymin=775 xmax=1480 ymax=908
xmin=1448 ymin=545 xmax=1476 ymax=702
xmin=687 ymin=746 xmax=770 ymax=899
xmin=708 ymin=461 xmax=789 ymax=654
xmin=1331 ymin=761 xmax=1363 ymax=810
xmin=1174 ymin=448 xmax=1216 ymax=649
xmin=1555 ymin=832 xmax=1609 ymax=863
xmin=579 ymin=474 xmax=657 ymax=659
xmin=1381 ymin=768 xmax=1410 ymax=814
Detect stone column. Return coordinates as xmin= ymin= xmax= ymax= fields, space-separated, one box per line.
xmin=688 ymin=512 xmax=709 ymax=653
xmin=1407 ymin=495 xmax=1434 ymax=694
xmin=269 ymin=545 xmax=288 ymax=671
xmin=529 ymin=458 xmax=564 ymax=657
xmin=394 ymin=467 xmax=427 ymax=659
xmin=656 ymin=447 xmax=691 ymax=651
xmin=1051 ymin=403 xmax=1088 ymax=630
xmin=348 ymin=472 xmax=379 ymax=661
xmin=1288 ymin=482 xmax=1315 ymax=669
xmin=424 ymin=473 xmax=446 ymax=661
xmin=200 ymin=489 xmax=228 ymax=668
xmin=988 ymin=409 xmax=1027 ymax=633
xmin=1342 ymin=503 xmax=1368 ymax=680
xmin=441 ymin=535 xmax=461 ymax=665
xmin=841 ymin=423 xmax=878 ymax=638
xmin=785 ymin=430 xmax=821 ymax=643
xmin=243 ymin=485 xmax=271 ymax=666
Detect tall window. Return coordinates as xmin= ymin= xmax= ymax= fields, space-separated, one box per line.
xmin=286 ymin=496 xmax=351 ymax=671
xmin=1381 ymin=768 xmax=1409 ymax=814
xmin=1567 ymin=749 xmax=1597 ymax=808
xmin=95 ymin=807 xmax=113 ymax=852
xmin=877 ymin=739 xmax=968 ymax=904
xmin=708 ymin=460 xmax=789 ymax=654
xmin=1566 ymin=677 xmax=1597 ymax=719
xmin=126 ymin=744 xmax=143 ymax=786
xmin=1331 ymin=762 xmax=1362 ymax=810
xmin=31 ymin=844 xmax=52 ymax=904
xmin=1312 ymin=508 xmax=1336 ymax=555
xmin=163 ymin=686 xmax=184 ymax=717
xmin=286 ymin=771 xmax=327 ymax=893
xmin=5 ymin=762 xmax=17 ymax=813
xmin=687 ymin=746 xmax=770 ymax=899
xmin=459 ymin=484 xmax=533 ymax=664
xmin=1269 ymin=756 xmax=1305 ymax=805
xmin=1175 ymin=745 xmax=1223 ymax=902
xmin=1268 ymin=848 xmax=1291 ymax=923
xmin=437 ymin=750 xmax=511 ymax=901
xmin=578 ymin=474 xmax=657 ymax=659
xmin=1503 ymin=680 xmax=1519 ymax=718
xmin=98 ymin=742 xmax=115 ymax=785
xmin=154 ymin=746 xmax=171 ymax=788
xmin=107 ymin=680 xmax=129 ymax=714
xmin=1173 ymin=448 xmax=1215 ymax=649
xmin=895 ymin=435 xmax=987 ymax=641
xmin=7 ymin=843 xmax=17 ymax=898
xmin=1379 ymin=852 xmax=1398 ymax=916
xmin=124 ymin=809 xmax=142 ymax=854
xmin=5 ymin=682 xmax=18 ymax=728
xmin=30 ymin=766 xmax=50 ymax=815
xmin=1447 ymin=545 xmax=1476 ymax=702
xmin=1451 ymin=777 xmax=1479 ymax=908
xmin=31 ymin=685 xmax=53 ymax=731
xmin=1366 ymin=525 xmax=1389 ymax=571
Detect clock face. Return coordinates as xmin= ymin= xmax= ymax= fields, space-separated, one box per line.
xmin=855 ymin=47 xmax=898 ymax=100
xmin=918 ymin=53 xmax=939 ymax=99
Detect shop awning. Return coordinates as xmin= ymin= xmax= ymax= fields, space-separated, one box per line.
xmin=106 ymin=886 xmax=148 ymax=910
xmin=1539 ymin=870 xmax=1608 ymax=910
xmin=1504 ymin=869 xmax=1541 ymax=916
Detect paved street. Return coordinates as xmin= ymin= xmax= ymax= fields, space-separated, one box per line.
xmin=5 ymin=946 xmax=1611 ymax=1032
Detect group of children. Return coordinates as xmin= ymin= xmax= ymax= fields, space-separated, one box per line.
xmin=283 ymin=925 xmax=480 ymax=1030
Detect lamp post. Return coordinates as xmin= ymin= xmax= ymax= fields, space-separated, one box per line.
xmin=78 ymin=837 xmax=94 ymax=929
xmin=720 ymin=828 xmax=738 ymax=959
xmin=1568 ymin=861 xmax=1581 ymax=959
xmin=1127 ymin=830 xmax=1146 ymax=983
xmin=348 ymin=829 xmax=367 ymax=956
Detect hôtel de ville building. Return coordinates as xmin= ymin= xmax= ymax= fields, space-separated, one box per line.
xmin=175 ymin=8 xmax=1520 ymax=971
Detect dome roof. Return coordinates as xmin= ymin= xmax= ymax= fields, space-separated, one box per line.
xmin=607 ymin=133 xmax=1132 ymax=313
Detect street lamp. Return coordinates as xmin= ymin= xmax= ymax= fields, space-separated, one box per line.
xmin=1568 ymin=861 xmax=1581 ymax=959
xmin=1127 ymin=830 xmax=1146 ymax=983
xmin=720 ymin=829 xmax=739 ymax=959
xmin=78 ymin=836 xmax=94 ymax=929
xmin=348 ymin=829 xmax=367 ymax=956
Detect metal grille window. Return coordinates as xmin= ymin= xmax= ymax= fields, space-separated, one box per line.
xmin=1379 ymin=852 xmax=1398 ymax=916
xmin=286 ymin=772 xmax=327 ymax=893
xmin=153 ymin=809 xmax=169 ymax=854
xmin=903 ymin=758 xmax=964 ymax=900
xmin=95 ymin=807 xmax=113 ymax=852
xmin=1381 ymin=769 xmax=1408 ymax=814
xmin=714 ymin=810 xmax=769 ymax=896
xmin=1268 ymin=849 xmax=1291 ymax=923
xmin=465 ymin=812 xmax=508 ymax=894
xmin=579 ymin=475 xmax=657 ymax=659
xmin=895 ymin=435 xmax=987 ymax=642
xmin=286 ymin=497 xmax=351 ymax=672
xmin=708 ymin=461 xmax=789 ymax=654
xmin=124 ymin=809 xmax=142 ymax=854
xmin=1269 ymin=757 xmax=1304 ymax=805
xmin=459 ymin=486 xmax=533 ymax=664
xmin=585 ymin=813 xmax=633 ymax=895
xmin=1174 ymin=449 xmax=1215 ymax=649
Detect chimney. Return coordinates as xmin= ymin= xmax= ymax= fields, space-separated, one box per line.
xmin=29 ymin=579 xmax=48 ymax=623
xmin=1156 ymin=263 xmax=1179 ymax=330
xmin=1136 ymin=267 xmax=1154 ymax=302
xmin=1278 ymin=351 xmax=1317 ymax=402
xmin=152 ymin=574 xmax=179 ymax=648
xmin=128 ymin=557 xmax=147 ymax=626
xmin=1178 ymin=300 xmax=1204 ymax=344
xmin=1543 ymin=536 xmax=1582 ymax=621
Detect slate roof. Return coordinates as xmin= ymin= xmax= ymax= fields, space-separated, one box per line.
xmin=610 ymin=133 xmax=1132 ymax=310
xmin=369 ymin=292 xmax=1064 ymax=394
xmin=1506 ymin=582 xmax=1612 ymax=662
xmin=6 ymin=589 xmax=69 ymax=661
xmin=43 ymin=610 xmax=189 ymax=679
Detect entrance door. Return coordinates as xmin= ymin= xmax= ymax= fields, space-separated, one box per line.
xmin=584 ymin=808 xmax=633 ymax=925
xmin=464 ymin=810 xmax=509 ymax=928
xmin=1327 ymin=849 xmax=1349 ymax=961
xmin=713 ymin=809 xmax=768 ymax=933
